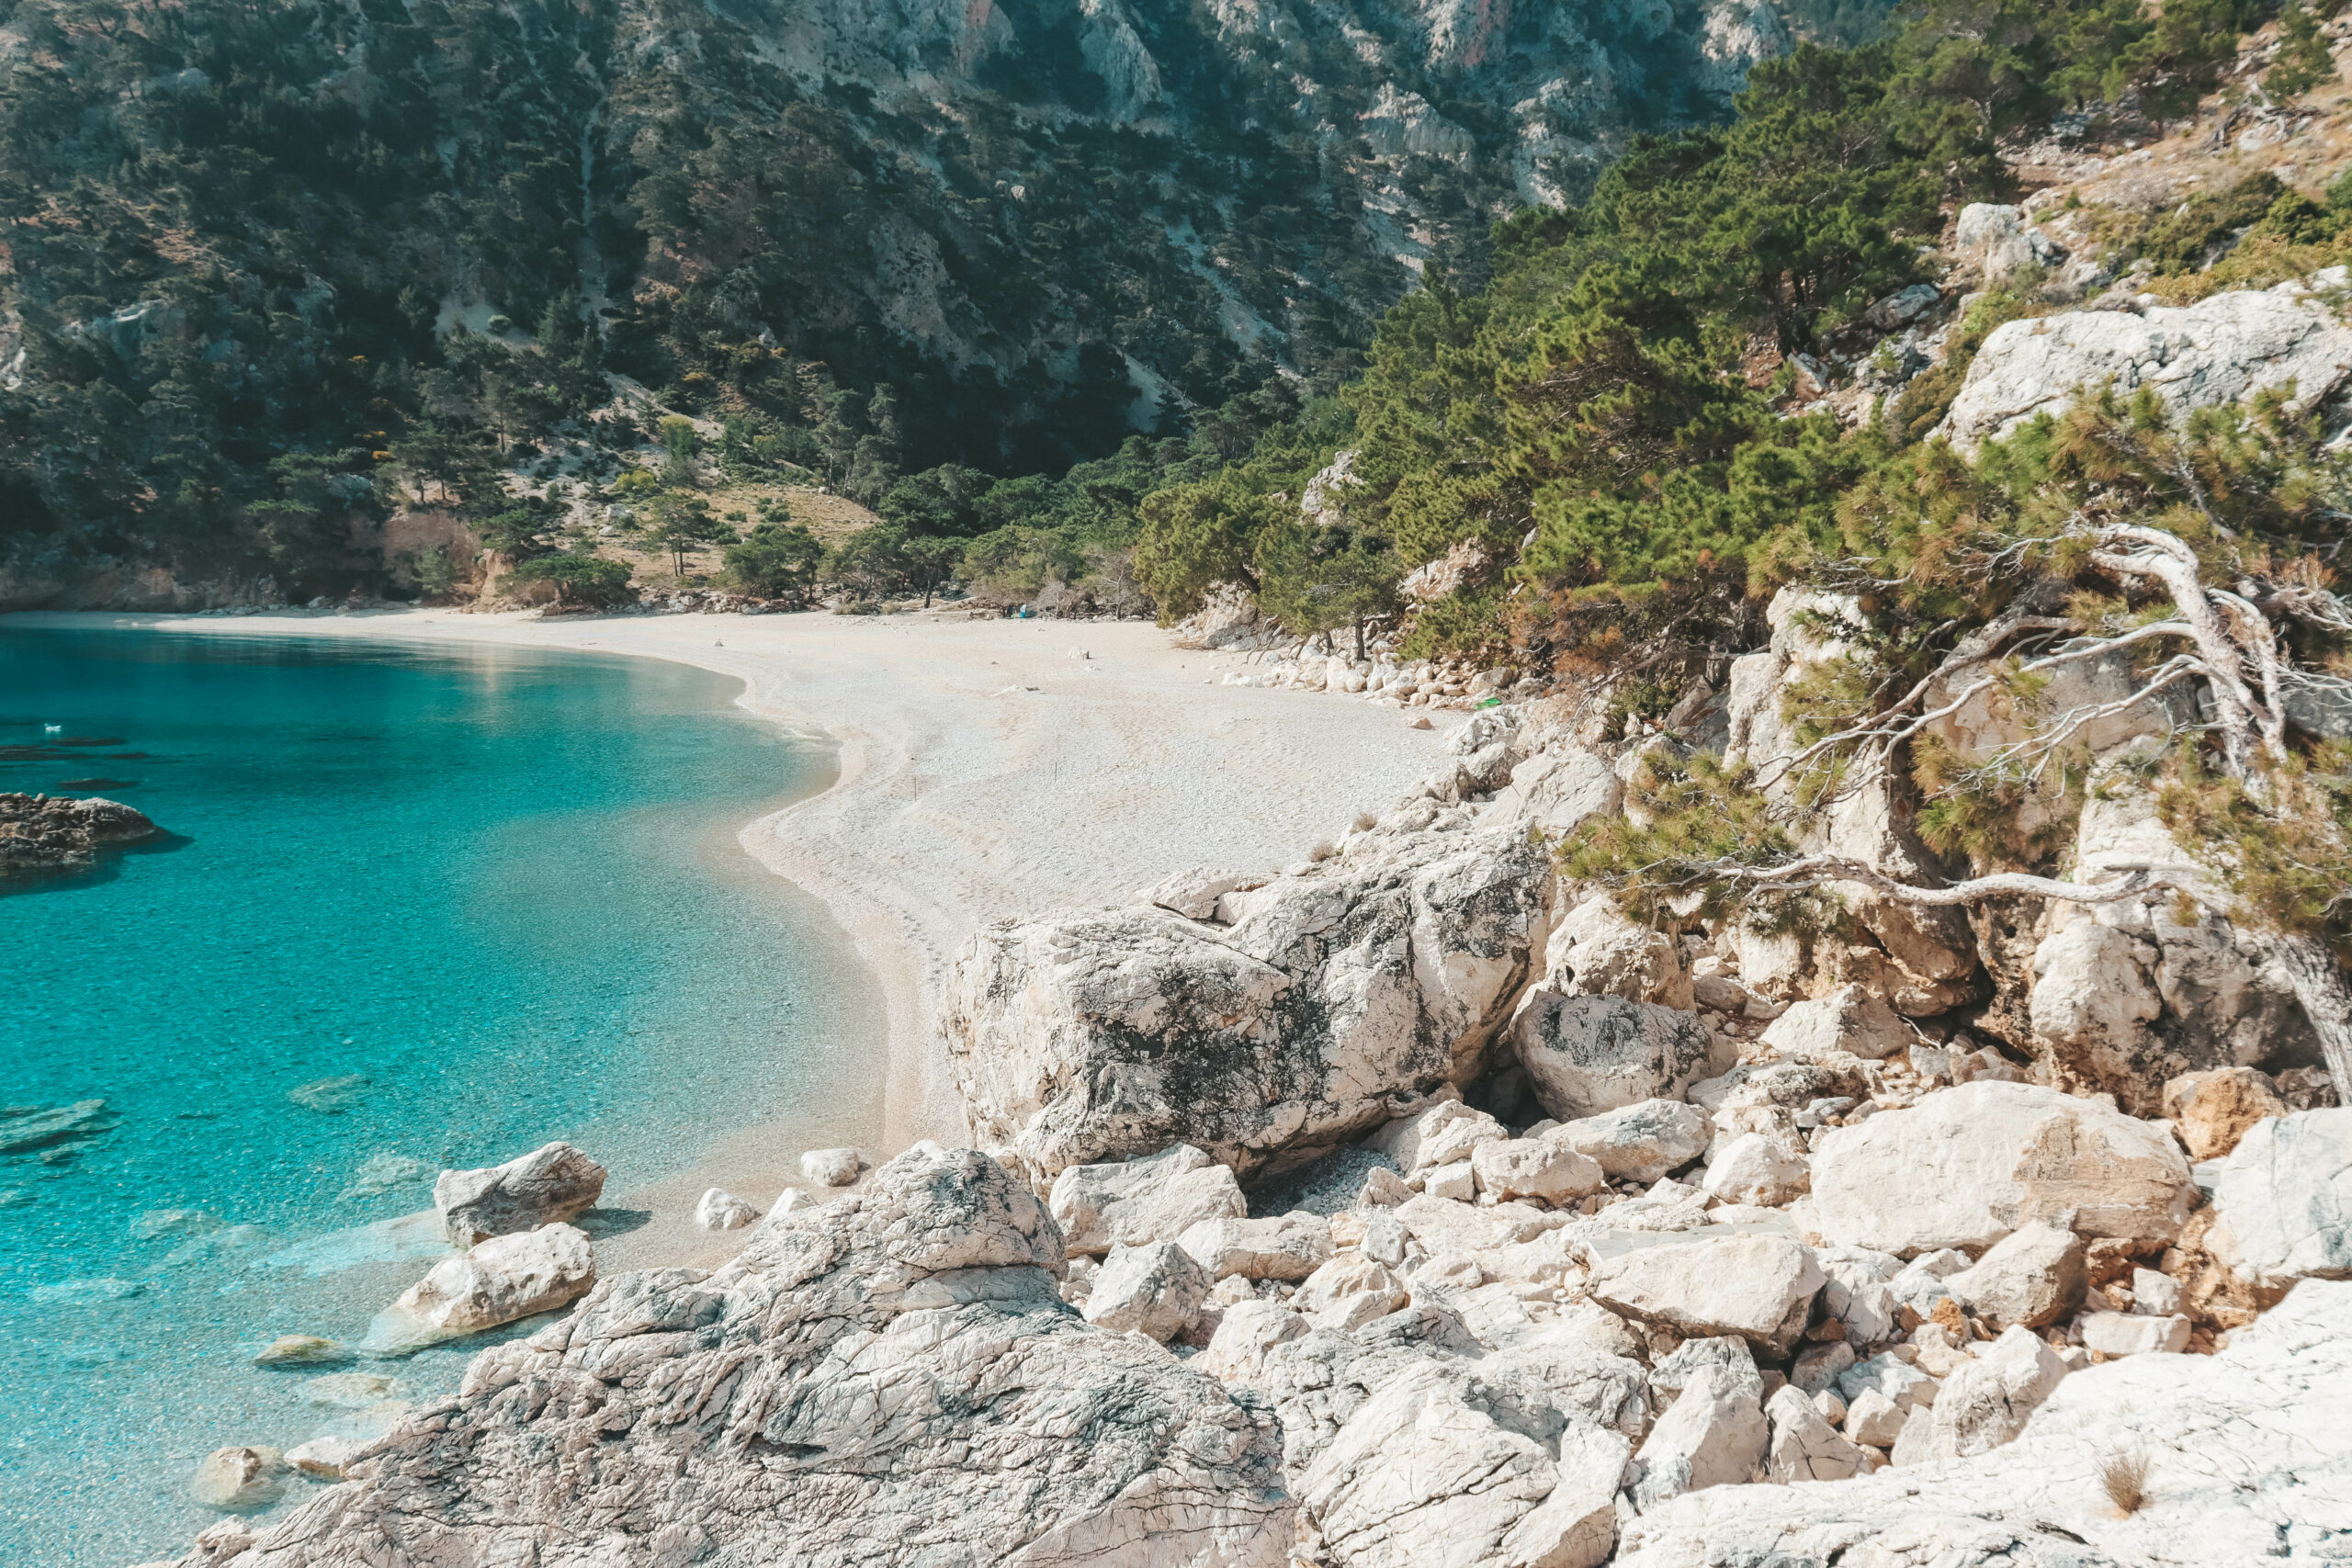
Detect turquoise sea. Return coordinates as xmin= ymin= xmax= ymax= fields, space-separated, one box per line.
xmin=0 ymin=622 xmax=877 ymax=1565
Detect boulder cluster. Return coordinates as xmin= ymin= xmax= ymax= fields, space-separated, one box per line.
xmin=143 ymin=661 xmax=2352 ymax=1566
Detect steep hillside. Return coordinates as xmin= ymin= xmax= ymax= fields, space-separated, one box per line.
xmin=0 ymin=0 xmax=1820 ymax=603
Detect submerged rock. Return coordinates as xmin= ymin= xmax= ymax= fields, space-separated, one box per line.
xmin=362 ymin=1223 xmax=596 ymax=1353
xmin=187 ymin=1446 xmax=285 ymax=1510
xmin=0 ymin=1099 xmax=118 ymax=1154
xmin=254 ymin=1335 xmax=353 ymax=1369
xmin=216 ymin=1145 xmax=1295 ymax=1567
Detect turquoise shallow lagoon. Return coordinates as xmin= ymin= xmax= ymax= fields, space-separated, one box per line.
xmin=0 ymin=622 xmax=877 ymax=1565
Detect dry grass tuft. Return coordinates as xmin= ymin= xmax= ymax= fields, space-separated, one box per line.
xmin=2098 ymin=1448 xmax=2151 ymax=1516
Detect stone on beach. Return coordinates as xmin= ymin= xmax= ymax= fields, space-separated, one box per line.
xmin=1589 ymin=1234 xmax=1826 ymax=1353
xmin=799 ymin=1146 xmax=865 ymax=1186
xmin=1177 ymin=1212 xmax=1334 ymax=1281
xmin=1050 ymin=1143 xmax=1248 ymax=1255
xmin=1909 ymin=1325 xmax=2068 ymax=1461
xmin=1512 ymin=995 xmax=1722 ymax=1122
xmin=2079 ymin=1310 xmax=2192 ymax=1357
xmin=1547 ymin=1099 xmax=1712 ymax=1183
xmin=694 ymin=1188 xmax=759 ymax=1231
xmin=1366 ymin=1099 xmax=1506 ymax=1177
xmin=1758 ymin=983 xmax=1910 ymax=1062
xmin=1631 ymin=1364 xmax=1769 ymax=1509
xmin=363 ymin=1223 xmax=595 ymax=1353
xmin=1943 ymin=1221 xmax=2086 ymax=1329
xmin=1470 ymin=1136 xmax=1604 ymax=1203
xmin=1764 ymin=1383 xmax=1871 ymax=1483
xmin=1081 ymin=1240 xmax=1214 ymax=1341
xmin=433 ymin=1141 xmax=606 ymax=1247
xmin=1809 ymin=1081 xmax=2195 ymax=1256
xmin=943 ymin=827 xmax=1551 ymax=1182
xmin=2163 ymin=1066 xmax=2289 ymax=1161
xmin=2203 ymin=1109 xmax=2352 ymax=1291
xmin=1699 ymin=1133 xmax=1810 ymax=1208
xmin=188 ymin=1446 xmax=285 ymax=1510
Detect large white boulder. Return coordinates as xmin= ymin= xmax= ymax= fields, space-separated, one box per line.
xmin=2205 ymin=1108 xmax=2352 ymax=1291
xmin=1953 ymin=202 xmax=2065 ymax=288
xmin=208 ymin=1145 xmax=1296 ymax=1567
xmin=1366 ymin=1099 xmax=1505 ymax=1176
xmin=1905 ymin=1325 xmax=2069 ymax=1462
xmin=1177 ymin=1212 xmax=1334 ymax=1281
xmin=433 ymin=1142 xmax=606 ymax=1247
xmin=1943 ymin=283 xmax=2352 ymax=451
xmin=1484 ymin=746 xmax=1623 ymax=838
xmin=1512 ymin=998 xmax=1724 ymax=1122
xmin=1943 ymin=1221 xmax=2085 ymax=1329
xmin=1082 ymin=1240 xmax=1214 ymax=1342
xmin=1471 ymin=1137 xmax=1606 ymax=1203
xmin=362 ymin=1224 xmax=596 ymax=1353
xmin=1547 ymin=1099 xmax=1713 ymax=1183
xmin=1587 ymin=1235 xmax=1825 ymax=1353
xmin=1048 ymin=1143 xmax=1247 ymax=1256
xmin=1620 ymin=1280 xmax=2352 ymax=1563
xmin=1299 ymin=1359 xmax=1626 ymax=1568
xmin=1763 ymin=1383 xmax=1871 ymax=1483
xmin=1810 ymin=1081 xmax=2195 ymax=1255
xmin=1699 ymin=1133 xmax=1809 ymax=1208
xmin=1758 ymin=983 xmax=1909 ymax=1062
xmin=945 ymin=828 xmax=1552 ymax=1181
xmin=1544 ymin=894 xmax=1694 ymax=1010
xmin=1629 ymin=1363 xmax=1768 ymax=1510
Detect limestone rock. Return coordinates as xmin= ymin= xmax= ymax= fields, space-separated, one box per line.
xmin=0 ymin=792 xmax=160 ymax=872
xmin=285 ymin=1436 xmax=368 ymax=1481
xmin=1815 ymin=1246 xmax=1903 ymax=1348
xmin=253 ymin=1335 xmax=350 ymax=1368
xmin=1647 ymin=1336 xmax=1763 ymax=1404
xmin=1699 ymin=1133 xmax=1809 ymax=1208
xmin=1471 ymin=1137 xmax=1605 ymax=1204
xmin=1177 ymin=1212 xmax=1334 ymax=1281
xmin=1758 ymin=983 xmax=1910 ymax=1062
xmin=1912 ymin=1325 xmax=2068 ymax=1461
xmin=2204 ymin=1108 xmax=2352 ymax=1290
xmin=1484 ymin=746 xmax=1623 ymax=839
xmin=188 ymin=1446 xmax=284 ymax=1510
xmin=212 ymin=1145 xmax=1295 ymax=1568
xmin=1546 ymin=894 xmax=1694 ymax=1010
xmin=1548 ymin=1099 xmax=1712 ymax=1183
xmin=1943 ymin=284 xmax=2352 ymax=451
xmin=433 ymin=1141 xmax=606 ymax=1247
xmin=1618 ymin=1280 xmax=2352 ymax=1562
xmin=2030 ymin=917 xmax=2163 ymax=1076
xmin=2079 ymin=1310 xmax=2191 ymax=1357
xmin=1630 ymin=1364 xmax=1768 ymax=1510
xmin=695 ymin=1188 xmax=758 ymax=1232
xmin=1764 ymin=1383 xmax=1871 ymax=1483
xmin=1837 ymin=1352 xmax=1939 ymax=1417
xmin=1953 ymin=202 xmax=2065 ymax=288
xmin=2163 ymin=1066 xmax=2289 ymax=1161
xmin=1299 ymin=1359 xmax=1626 ymax=1568
xmin=1203 ymin=1298 xmax=1309 ymax=1382
xmin=1082 ymin=1240 xmax=1213 ymax=1342
xmin=1293 ymin=1257 xmax=1408 ymax=1334
xmin=1843 ymin=1386 xmax=1905 ymax=1447
xmin=945 ymin=828 xmax=1552 ymax=1182
xmin=1588 ymin=1235 xmax=1825 ymax=1353
xmin=799 ymin=1146 xmax=864 ymax=1186
xmin=1049 ymin=1144 xmax=1247 ymax=1256
xmin=1810 ymin=1081 xmax=2195 ymax=1256
xmin=362 ymin=1223 xmax=596 ymax=1353
xmin=1945 ymin=1221 xmax=2086 ymax=1329
xmin=1136 ymin=866 xmax=1264 ymax=920
xmin=1512 ymin=995 xmax=1722 ymax=1122
xmin=1366 ymin=1099 xmax=1505 ymax=1176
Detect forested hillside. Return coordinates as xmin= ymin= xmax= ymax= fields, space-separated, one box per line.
xmin=0 ymin=0 xmax=1838 ymax=603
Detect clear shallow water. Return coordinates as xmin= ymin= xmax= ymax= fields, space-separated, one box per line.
xmin=0 ymin=623 xmax=876 ymax=1565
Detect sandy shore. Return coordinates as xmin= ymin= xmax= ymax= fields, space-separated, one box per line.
xmin=17 ymin=605 xmax=1452 ymax=1246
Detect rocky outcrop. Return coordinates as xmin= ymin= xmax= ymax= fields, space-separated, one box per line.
xmin=1809 ymin=1081 xmax=2196 ymax=1255
xmin=944 ymin=826 xmax=1551 ymax=1183
xmin=225 ymin=1145 xmax=1295 ymax=1567
xmin=433 ymin=1142 xmax=607 ymax=1247
xmin=1621 ymin=1280 xmax=2352 ymax=1564
xmin=0 ymin=791 xmax=160 ymax=874
xmin=361 ymin=1223 xmax=597 ymax=1353
xmin=2204 ymin=1109 xmax=2352 ymax=1292
xmin=1942 ymin=279 xmax=2352 ymax=451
